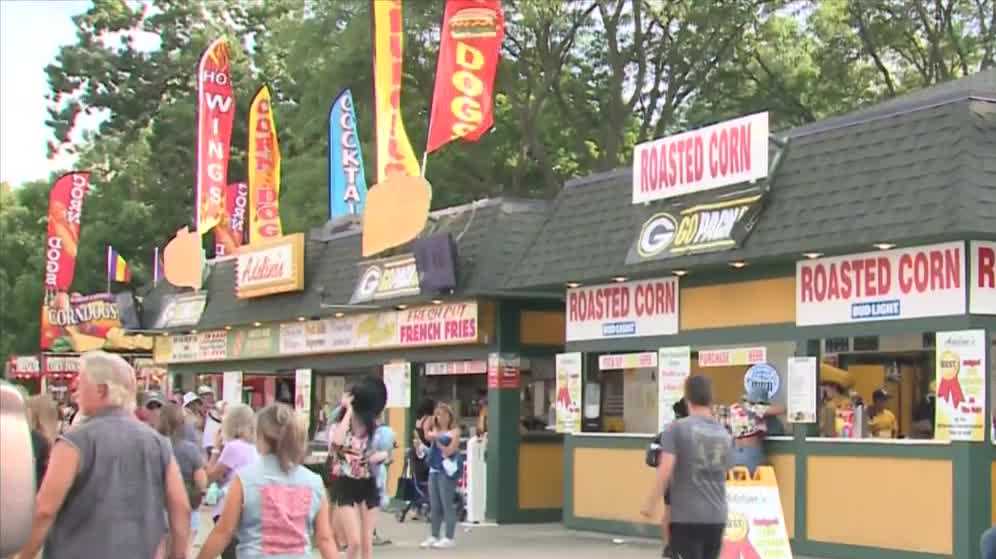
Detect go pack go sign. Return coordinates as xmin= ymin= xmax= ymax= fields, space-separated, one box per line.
xmin=625 ymin=192 xmax=765 ymax=264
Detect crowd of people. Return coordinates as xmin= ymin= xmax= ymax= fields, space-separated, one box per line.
xmin=15 ymin=351 xmax=474 ymax=559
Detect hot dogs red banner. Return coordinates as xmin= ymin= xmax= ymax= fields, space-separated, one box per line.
xmin=214 ymin=181 xmax=248 ymax=256
xmin=43 ymin=172 xmax=90 ymax=292
xmin=796 ymin=242 xmax=967 ymax=326
xmin=426 ymin=0 xmax=504 ymax=153
xmin=196 ymin=38 xmax=235 ymax=233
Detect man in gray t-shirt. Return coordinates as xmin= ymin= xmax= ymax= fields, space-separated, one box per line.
xmin=643 ymin=375 xmax=732 ymax=559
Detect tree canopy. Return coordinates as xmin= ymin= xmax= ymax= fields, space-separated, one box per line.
xmin=2 ymin=0 xmax=993 ymax=359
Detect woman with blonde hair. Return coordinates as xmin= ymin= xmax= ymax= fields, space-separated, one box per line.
xmin=26 ymin=394 xmax=59 ymax=490
xmin=205 ymin=402 xmax=260 ymax=559
xmin=197 ymin=403 xmax=339 ymax=559
xmin=416 ymin=402 xmax=462 ymax=549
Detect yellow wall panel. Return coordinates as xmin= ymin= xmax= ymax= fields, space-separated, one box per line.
xmin=768 ymin=454 xmax=796 ymax=538
xmin=574 ymin=447 xmax=659 ymax=524
xmin=518 ymin=442 xmax=565 ymax=509
xmin=385 ymin=407 xmax=407 ymax=498
xmin=520 ymin=311 xmax=566 ymax=347
xmin=807 ymin=456 xmax=952 ymax=554
xmin=681 ymin=277 xmax=795 ymax=330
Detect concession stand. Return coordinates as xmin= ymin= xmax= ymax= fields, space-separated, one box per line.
xmin=504 ymin=70 xmax=996 ymax=558
xmin=151 ymin=198 xmax=568 ymax=523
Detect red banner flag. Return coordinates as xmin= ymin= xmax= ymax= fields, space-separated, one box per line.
xmin=426 ymin=0 xmax=504 ymax=154
xmin=43 ymin=172 xmax=90 ymax=292
xmin=196 ymin=38 xmax=235 ymax=233
xmin=213 ymin=181 xmax=248 ymax=256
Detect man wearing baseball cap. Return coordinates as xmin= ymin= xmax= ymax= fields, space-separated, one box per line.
xmin=137 ymin=391 xmax=166 ymax=429
xmin=868 ymin=388 xmax=898 ymax=439
xmin=181 ymin=392 xmax=204 ymax=445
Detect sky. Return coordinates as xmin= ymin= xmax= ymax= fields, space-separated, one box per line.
xmin=0 ymin=1 xmax=120 ymax=187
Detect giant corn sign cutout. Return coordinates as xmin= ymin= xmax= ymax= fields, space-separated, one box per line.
xmin=249 ymin=85 xmax=283 ymax=244
xmin=362 ymin=0 xmax=432 ymax=257
xmin=426 ymin=0 xmax=504 ymax=153
xmin=196 ymin=38 xmax=235 ymax=233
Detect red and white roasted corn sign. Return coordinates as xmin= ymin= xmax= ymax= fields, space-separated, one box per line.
xmin=566 ymin=278 xmax=679 ymax=341
xmin=970 ymin=241 xmax=996 ymax=315
xmin=426 ymin=0 xmax=504 ymax=153
xmin=633 ymin=112 xmax=769 ymax=203
xmin=796 ymin=242 xmax=966 ymax=326
xmin=196 ymin=38 xmax=235 ymax=233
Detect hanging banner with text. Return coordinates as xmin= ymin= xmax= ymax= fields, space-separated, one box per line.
xmin=934 ymin=330 xmax=986 ymax=441
xmin=787 ymin=357 xmax=817 ymax=423
xmin=383 ymin=362 xmax=412 ymax=408
xmin=566 ymin=278 xmax=679 ymax=341
xmin=555 ymin=353 xmax=582 ymax=433
xmin=223 ymin=371 xmax=243 ymax=405
xmin=633 ymin=112 xmax=769 ymax=204
xmin=698 ymin=346 xmax=767 ymax=368
xmin=598 ymin=352 xmax=658 ymax=371
xmin=796 ymin=242 xmax=966 ymax=326
xmin=658 ymin=346 xmax=691 ymax=428
xmin=971 ymin=241 xmax=996 ymax=315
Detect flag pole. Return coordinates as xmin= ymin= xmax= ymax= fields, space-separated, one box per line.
xmin=105 ymin=245 xmax=111 ymax=294
xmin=153 ymin=246 xmax=160 ymax=287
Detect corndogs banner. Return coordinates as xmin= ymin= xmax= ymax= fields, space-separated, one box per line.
xmin=215 ymin=181 xmax=248 ymax=255
xmin=426 ymin=0 xmax=505 ymax=153
xmin=372 ymin=0 xmax=420 ymax=181
xmin=248 ymin=85 xmax=283 ymax=244
xmin=40 ymin=293 xmax=153 ymax=353
xmin=43 ymin=172 xmax=90 ymax=292
xmin=328 ymin=89 xmax=368 ymax=218
xmin=196 ymin=38 xmax=235 ymax=233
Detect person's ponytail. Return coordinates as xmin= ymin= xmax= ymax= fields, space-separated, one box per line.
xmin=257 ymin=403 xmax=306 ymax=472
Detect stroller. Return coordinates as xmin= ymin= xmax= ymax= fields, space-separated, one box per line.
xmin=395 ymin=446 xmax=467 ymax=523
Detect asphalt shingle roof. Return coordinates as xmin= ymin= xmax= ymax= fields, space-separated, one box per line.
xmin=165 ymin=198 xmax=550 ymax=330
xmin=507 ymin=70 xmax=996 ymax=289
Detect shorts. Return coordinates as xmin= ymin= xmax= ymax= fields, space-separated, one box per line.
xmin=669 ymin=523 xmax=725 ymax=559
xmin=329 ymin=476 xmax=380 ymax=509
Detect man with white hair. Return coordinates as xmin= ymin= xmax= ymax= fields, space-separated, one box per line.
xmin=17 ymin=351 xmax=191 ymax=559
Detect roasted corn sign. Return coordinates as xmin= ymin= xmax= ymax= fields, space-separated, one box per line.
xmin=624 ymin=192 xmax=766 ymax=264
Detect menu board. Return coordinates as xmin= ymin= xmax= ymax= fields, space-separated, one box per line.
xmin=555 ymin=353 xmax=582 ymax=433
xmin=657 ymin=346 xmax=690 ymax=427
xmin=383 ymin=362 xmax=412 ymax=409
xmin=787 ymin=357 xmax=817 ymax=423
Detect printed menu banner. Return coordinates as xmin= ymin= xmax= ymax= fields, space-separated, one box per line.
xmin=43 ymin=172 xmax=90 ymax=292
xmin=566 ymin=278 xmax=679 ymax=341
xmin=787 ymin=357 xmax=817 ymax=423
xmin=328 ymin=89 xmax=368 ymax=218
xmin=633 ymin=112 xmax=768 ymax=204
xmin=971 ymin=241 xmax=996 ymax=315
xmin=295 ymin=369 xmax=312 ymax=418
xmin=426 ymin=0 xmax=505 ymax=153
xmin=383 ymin=362 xmax=412 ymax=408
xmin=248 ymin=85 xmax=283 ymax=244
xmin=721 ymin=467 xmax=793 ymax=559
xmin=223 ymin=371 xmax=243 ymax=405
xmin=40 ymin=293 xmax=153 ymax=353
xmin=159 ymin=302 xmax=480 ymax=364
xmin=934 ymin=330 xmax=986 ymax=441
xmin=555 ymin=353 xmax=582 ymax=433
xmin=598 ymin=352 xmax=658 ymax=371
xmin=371 ymin=0 xmax=420 ymax=181
xmin=796 ymin=242 xmax=966 ymax=326
xmin=658 ymin=346 xmax=690 ymax=427
xmin=698 ymin=346 xmax=767 ymax=368
xmin=196 ymin=38 xmax=235 ymax=233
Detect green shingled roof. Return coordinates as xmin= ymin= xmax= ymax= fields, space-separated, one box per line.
xmin=506 ymin=70 xmax=996 ymax=290
xmin=172 ymin=198 xmax=551 ymax=330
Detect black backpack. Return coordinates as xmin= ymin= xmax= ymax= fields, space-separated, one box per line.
xmin=645 ymin=431 xmax=665 ymax=468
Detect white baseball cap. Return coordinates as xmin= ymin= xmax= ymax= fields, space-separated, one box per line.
xmin=182 ymin=392 xmax=201 ymax=408
xmin=197 ymin=385 xmax=215 ymax=396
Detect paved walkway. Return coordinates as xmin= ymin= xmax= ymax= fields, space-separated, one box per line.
xmin=193 ymin=511 xmax=825 ymax=558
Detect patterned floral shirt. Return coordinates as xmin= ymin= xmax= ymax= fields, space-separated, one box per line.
xmin=329 ymin=425 xmax=372 ymax=480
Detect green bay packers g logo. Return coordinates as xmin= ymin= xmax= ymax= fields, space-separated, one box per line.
xmin=637 ymin=213 xmax=677 ymax=257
